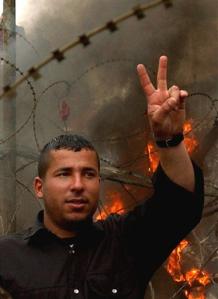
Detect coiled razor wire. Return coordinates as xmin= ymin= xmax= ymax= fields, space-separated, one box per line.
xmin=32 ymin=57 xmax=154 ymax=150
xmin=32 ymin=80 xmax=71 ymax=151
xmin=0 ymin=57 xmax=37 ymax=145
xmin=31 ymin=55 xmax=218 ymax=153
xmin=0 ymin=0 xmax=174 ymax=99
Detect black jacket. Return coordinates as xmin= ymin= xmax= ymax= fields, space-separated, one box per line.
xmin=0 ymin=163 xmax=204 ymax=299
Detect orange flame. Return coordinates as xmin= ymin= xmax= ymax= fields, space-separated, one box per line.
xmin=183 ymin=120 xmax=198 ymax=154
xmin=166 ymin=239 xmax=189 ymax=282
xmin=146 ymin=143 xmax=159 ymax=174
xmin=95 ymin=191 xmax=125 ymax=220
xmin=146 ymin=120 xmax=198 ymax=173
xmin=185 ymin=269 xmax=211 ymax=287
xmin=166 ymin=240 xmax=211 ymax=299
xmin=184 ymin=286 xmax=206 ymax=299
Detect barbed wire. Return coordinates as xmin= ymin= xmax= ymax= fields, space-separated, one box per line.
xmin=0 ymin=56 xmax=216 ymax=219
xmin=15 ymin=159 xmax=36 ymax=174
xmin=32 ymin=80 xmax=71 ymax=151
xmin=30 ymin=58 xmax=217 ymax=151
xmin=0 ymin=57 xmax=37 ymax=145
xmin=31 ymin=57 xmax=153 ymax=150
xmin=6 ymin=177 xmax=43 ymax=234
xmin=1 ymin=53 xmax=217 ymax=153
xmin=0 ymin=0 xmax=174 ymax=99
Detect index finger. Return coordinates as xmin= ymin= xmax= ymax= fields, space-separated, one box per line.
xmin=137 ymin=64 xmax=155 ymax=96
xmin=157 ymin=55 xmax=168 ymax=91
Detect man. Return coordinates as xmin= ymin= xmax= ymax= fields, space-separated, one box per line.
xmin=0 ymin=56 xmax=204 ymax=298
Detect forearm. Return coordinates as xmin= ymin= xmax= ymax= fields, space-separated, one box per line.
xmin=137 ymin=56 xmax=196 ymax=192
xmin=157 ymin=141 xmax=195 ymax=192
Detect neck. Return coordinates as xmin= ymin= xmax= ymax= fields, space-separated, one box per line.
xmin=44 ymin=214 xmax=77 ymax=238
xmin=43 ymin=213 xmax=92 ymax=239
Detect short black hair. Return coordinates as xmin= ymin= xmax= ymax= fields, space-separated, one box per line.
xmin=38 ymin=134 xmax=100 ymax=178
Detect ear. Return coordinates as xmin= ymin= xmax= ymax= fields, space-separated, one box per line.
xmin=34 ymin=176 xmax=44 ymax=198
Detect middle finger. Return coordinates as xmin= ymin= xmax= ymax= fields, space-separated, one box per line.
xmin=157 ymin=56 xmax=168 ymax=91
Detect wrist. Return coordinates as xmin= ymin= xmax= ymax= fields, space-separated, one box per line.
xmin=155 ymin=133 xmax=184 ymax=148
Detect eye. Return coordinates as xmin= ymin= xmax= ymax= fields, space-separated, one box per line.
xmin=57 ymin=172 xmax=70 ymax=177
xmin=84 ymin=171 xmax=96 ymax=178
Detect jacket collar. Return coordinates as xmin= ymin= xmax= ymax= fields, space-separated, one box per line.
xmin=23 ymin=210 xmax=104 ymax=244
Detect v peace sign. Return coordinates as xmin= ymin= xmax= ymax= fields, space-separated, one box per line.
xmin=137 ymin=56 xmax=188 ymax=139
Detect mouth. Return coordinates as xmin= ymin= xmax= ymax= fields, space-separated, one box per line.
xmin=65 ymin=198 xmax=88 ymax=210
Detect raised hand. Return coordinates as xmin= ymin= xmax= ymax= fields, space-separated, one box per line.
xmin=137 ymin=56 xmax=188 ymax=139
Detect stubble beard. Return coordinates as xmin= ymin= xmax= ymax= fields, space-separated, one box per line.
xmin=45 ymin=203 xmax=98 ymax=234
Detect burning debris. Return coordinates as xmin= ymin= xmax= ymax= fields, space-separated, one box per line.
xmin=166 ymin=239 xmax=211 ymax=299
xmin=183 ymin=120 xmax=199 ymax=154
xmin=95 ymin=191 xmax=125 ymax=220
xmin=146 ymin=142 xmax=159 ymax=174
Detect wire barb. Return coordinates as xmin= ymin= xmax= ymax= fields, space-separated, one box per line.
xmin=28 ymin=67 xmax=41 ymax=80
xmin=163 ymin=0 xmax=173 ymax=8
xmin=79 ymin=34 xmax=90 ymax=47
xmin=52 ymin=49 xmax=65 ymax=62
xmin=106 ymin=20 xmax=118 ymax=32
xmin=133 ymin=5 xmax=146 ymax=19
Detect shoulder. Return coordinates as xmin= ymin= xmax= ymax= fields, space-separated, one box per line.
xmin=0 ymin=228 xmax=32 ymax=248
xmin=94 ymin=213 xmax=124 ymax=235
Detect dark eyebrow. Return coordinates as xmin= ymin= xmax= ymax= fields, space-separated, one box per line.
xmin=54 ymin=167 xmax=98 ymax=173
xmin=82 ymin=167 xmax=98 ymax=173
xmin=54 ymin=167 xmax=72 ymax=173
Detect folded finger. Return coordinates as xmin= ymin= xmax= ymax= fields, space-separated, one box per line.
xmin=180 ymin=90 xmax=188 ymax=98
xmin=169 ymin=85 xmax=180 ymax=99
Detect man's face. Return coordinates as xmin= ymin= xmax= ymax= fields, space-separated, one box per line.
xmin=34 ymin=149 xmax=100 ymax=232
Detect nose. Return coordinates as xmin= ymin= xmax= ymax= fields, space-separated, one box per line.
xmin=70 ymin=174 xmax=84 ymax=192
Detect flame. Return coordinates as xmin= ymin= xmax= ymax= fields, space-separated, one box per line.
xmin=183 ymin=120 xmax=198 ymax=154
xmin=146 ymin=143 xmax=159 ymax=174
xmin=95 ymin=191 xmax=125 ymax=220
xmin=166 ymin=240 xmax=211 ymax=299
xmin=185 ymin=269 xmax=211 ymax=287
xmin=183 ymin=121 xmax=193 ymax=134
xmin=184 ymin=286 xmax=206 ymax=299
xmin=146 ymin=120 xmax=198 ymax=173
xmin=166 ymin=239 xmax=189 ymax=282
